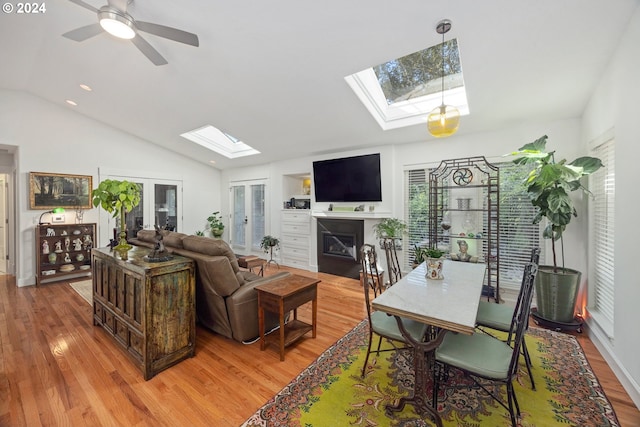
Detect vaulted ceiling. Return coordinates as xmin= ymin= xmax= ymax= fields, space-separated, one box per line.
xmin=1 ymin=0 xmax=637 ymax=169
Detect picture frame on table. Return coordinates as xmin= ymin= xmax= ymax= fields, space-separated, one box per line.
xmin=29 ymin=172 xmax=93 ymax=210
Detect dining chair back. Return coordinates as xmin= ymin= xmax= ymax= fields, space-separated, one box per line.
xmin=433 ymin=262 xmax=538 ymax=426
xmin=475 ymin=247 xmax=540 ymax=389
xmin=359 ymin=244 xmax=429 ymax=378
xmin=381 ymin=238 xmax=402 ymax=286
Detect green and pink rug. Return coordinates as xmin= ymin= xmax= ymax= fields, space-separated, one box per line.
xmin=241 ymin=319 xmax=619 ymax=427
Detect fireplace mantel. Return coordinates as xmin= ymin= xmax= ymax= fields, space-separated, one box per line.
xmin=311 ymin=210 xmax=391 ymax=220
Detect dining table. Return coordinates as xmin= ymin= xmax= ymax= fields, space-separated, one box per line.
xmin=372 ymin=259 xmax=487 ymax=424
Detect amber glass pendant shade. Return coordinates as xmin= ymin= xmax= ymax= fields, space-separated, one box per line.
xmin=427 ymin=104 xmax=460 ymax=138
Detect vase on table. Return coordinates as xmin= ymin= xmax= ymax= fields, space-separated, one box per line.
xmin=425 ymin=257 xmax=444 ymax=280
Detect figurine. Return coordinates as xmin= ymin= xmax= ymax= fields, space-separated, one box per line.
xmin=46 ymin=228 xmax=55 ymax=236
xmin=64 ymin=237 xmax=70 ymax=251
xmin=73 ymin=238 xmax=82 ymax=251
xmin=64 ymin=252 xmax=71 ymax=263
xmin=42 ymin=240 xmax=49 ymax=254
xmin=54 ymin=241 xmax=62 ymax=252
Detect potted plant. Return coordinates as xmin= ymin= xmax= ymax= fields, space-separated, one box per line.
xmin=206 ymin=211 xmax=225 ymax=238
xmin=412 ymin=244 xmax=428 ymax=268
xmin=91 ymin=179 xmax=141 ymax=259
xmin=424 ymin=247 xmax=446 ymax=280
xmin=507 ymin=135 xmax=602 ymax=323
xmin=373 ymin=217 xmax=407 ymax=239
xmin=260 ymin=235 xmax=280 ymax=267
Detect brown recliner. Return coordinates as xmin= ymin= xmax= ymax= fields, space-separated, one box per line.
xmin=131 ymin=230 xmax=290 ymax=342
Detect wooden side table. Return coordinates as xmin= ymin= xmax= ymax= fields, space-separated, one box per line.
xmin=255 ymin=274 xmax=319 ymax=361
xmin=237 ymin=256 xmax=266 ymax=276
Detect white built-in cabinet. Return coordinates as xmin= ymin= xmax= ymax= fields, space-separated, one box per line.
xmin=280 ymin=210 xmax=311 ymax=269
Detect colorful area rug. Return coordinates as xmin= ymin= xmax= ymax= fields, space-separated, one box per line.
xmin=241 ymin=319 xmax=619 ymax=427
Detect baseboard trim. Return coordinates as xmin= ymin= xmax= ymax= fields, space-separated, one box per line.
xmin=585 ymin=319 xmax=640 ymax=409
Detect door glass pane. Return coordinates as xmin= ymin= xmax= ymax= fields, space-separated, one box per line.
xmin=154 ymin=184 xmax=178 ymax=231
xmin=251 ymin=184 xmax=265 ymax=251
xmin=233 ymin=186 xmax=246 ymax=246
xmin=125 ymin=181 xmax=144 ymax=239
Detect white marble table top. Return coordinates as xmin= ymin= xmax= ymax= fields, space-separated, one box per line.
xmin=372 ymin=260 xmax=487 ymax=335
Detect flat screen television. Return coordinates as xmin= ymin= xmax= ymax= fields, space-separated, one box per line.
xmin=313 ymin=153 xmax=382 ymax=202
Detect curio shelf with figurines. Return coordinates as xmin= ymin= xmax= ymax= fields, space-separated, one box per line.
xmin=35 ymin=223 xmax=96 ymax=285
xmin=428 ymin=157 xmax=500 ymax=302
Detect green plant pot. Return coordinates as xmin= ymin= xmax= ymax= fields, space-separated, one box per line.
xmin=211 ymin=228 xmax=223 ymax=238
xmin=534 ymin=265 xmax=582 ymax=323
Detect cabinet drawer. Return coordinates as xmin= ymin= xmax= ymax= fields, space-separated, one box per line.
xmin=130 ymin=330 xmax=143 ymax=358
xmin=282 ymin=257 xmax=309 ymax=269
xmin=281 ymin=211 xmax=310 ymax=223
xmin=282 ymin=222 xmax=310 ymax=234
xmin=282 ymin=245 xmax=309 ymax=259
xmin=281 ymin=233 xmax=309 ymax=248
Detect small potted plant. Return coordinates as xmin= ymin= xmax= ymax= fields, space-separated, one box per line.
xmin=92 ymin=179 xmax=141 ymax=259
xmin=260 ymin=235 xmax=280 ymax=267
xmin=206 ymin=212 xmax=225 ymax=238
xmin=424 ymin=247 xmax=445 ymax=280
xmin=412 ymin=244 xmax=428 ymax=268
xmin=373 ymin=217 xmax=407 ymax=239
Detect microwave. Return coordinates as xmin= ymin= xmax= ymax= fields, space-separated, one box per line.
xmin=290 ymin=198 xmax=311 ymax=209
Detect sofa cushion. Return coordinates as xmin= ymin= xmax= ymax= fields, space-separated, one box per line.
xmin=136 ymin=229 xmax=187 ymax=250
xmin=136 ymin=229 xmax=157 ymax=243
xmin=236 ymin=271 xmax=245 ymax=286
xmin=182 ymin=235 xmax=240 ymax=272
xmin=162 ymin=231 xmax=187 ymax=249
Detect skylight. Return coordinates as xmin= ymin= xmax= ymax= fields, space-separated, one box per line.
xmin=180 ymin=125 xmax=260 ymax=159
xmin=344 ymin=39 xmax=469 ymax=130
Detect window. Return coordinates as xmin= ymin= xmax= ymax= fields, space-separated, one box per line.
xmin=181 ymin=125 xmax=260 ymax=159
xmin=589 ymin=136 xmax=615 ymax=337
xmin=346 ymin=40 xmax=469 ymax=131
xmin=404 ymin=162 xmax=542 ymax=289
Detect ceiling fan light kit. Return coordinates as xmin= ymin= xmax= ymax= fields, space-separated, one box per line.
xmin=428 ymin=19 xmax=461 ymax=138
xmin=98 ymin=7 xmax=136 ymax=39
xmin=63 ymin=0 xmax=199 ymax=65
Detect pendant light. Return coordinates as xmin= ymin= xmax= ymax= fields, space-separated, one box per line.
xmin=427 ymin=19 xmax=460 ymax=138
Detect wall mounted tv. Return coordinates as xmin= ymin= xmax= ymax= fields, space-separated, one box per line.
xmin=313 ymin=153 xmax=382 ymax=202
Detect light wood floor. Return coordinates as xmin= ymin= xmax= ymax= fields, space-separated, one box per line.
xmin=1 ymin=266 xmax=638 ymax=427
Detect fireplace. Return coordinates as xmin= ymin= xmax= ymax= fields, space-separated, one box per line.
xmin=317 ymin=219 xmax=364 ymax=279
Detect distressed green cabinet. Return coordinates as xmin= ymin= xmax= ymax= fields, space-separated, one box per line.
xmin=92 ymin=246 xmax=195 ymax=380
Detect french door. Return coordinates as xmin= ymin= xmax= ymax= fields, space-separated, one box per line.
xmin=97 ymin=173 xmax=182 ymax=245
xmin=229 ymin=180 xmax=266 ymax=255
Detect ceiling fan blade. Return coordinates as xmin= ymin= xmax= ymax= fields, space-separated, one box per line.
xmin=136 ymin=21 xmax=199 ymax=47
xmin=106 ymin=0 xmax=128 ymax=12
xmin=68 ymin=0 xmax=99 ymax=13
xmin=62 ymin=24 xmax=103 ymax=42
xmin=131 ymin=34 xmax=168 ymax=65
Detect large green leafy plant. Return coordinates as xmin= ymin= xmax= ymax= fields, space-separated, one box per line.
xmin=508 ymin=135 xmax=602 ymax=271
xmin=92 ymin=179 xmax=141 ymax=254
xmin=91 ymin=179 xmax=141 ymax=218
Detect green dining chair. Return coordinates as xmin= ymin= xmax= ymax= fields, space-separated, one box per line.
xmin=475 ymin=247 xmax=540 ymax=389
xmin=433 ymin=262 xmax=538 ymax=427
xmin=360 ymin=244 xmax=429 ymax=378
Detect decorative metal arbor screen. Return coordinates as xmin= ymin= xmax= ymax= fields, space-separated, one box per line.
xmin=428 ymin=157 xmax=500 ymax=301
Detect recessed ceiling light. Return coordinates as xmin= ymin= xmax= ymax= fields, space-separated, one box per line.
xmin=66 ymin=100 xmax=78 ymax=106
xmin=209 ymin=160 xmax=216 ymax=164
xmin=80 ymin=84 xmax=92 ymax=91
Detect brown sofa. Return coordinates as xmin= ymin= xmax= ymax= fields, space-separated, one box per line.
xmin=130 ymin=230 xmax=291 ymax=342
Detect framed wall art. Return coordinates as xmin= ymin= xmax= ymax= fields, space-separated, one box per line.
xmin=29 ymin=172 xmax=93 ymax=210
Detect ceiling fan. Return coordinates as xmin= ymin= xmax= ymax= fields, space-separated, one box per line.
xmin=62 ymin=0 xmax=199 ymax=66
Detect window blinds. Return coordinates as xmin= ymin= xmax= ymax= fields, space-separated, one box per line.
xmin=589 ymin=138 xmax=615 ymax=333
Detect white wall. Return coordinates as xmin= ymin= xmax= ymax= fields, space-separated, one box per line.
xmin=0 ymin=90 xmax=222 ymax=287
xmin=581 ymin=5 xmax=640 ymax=407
